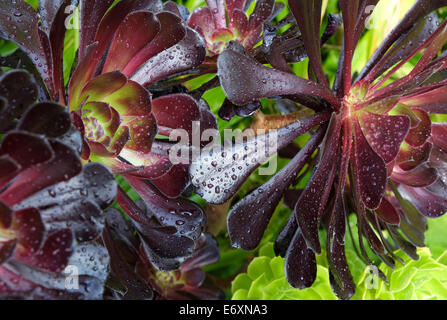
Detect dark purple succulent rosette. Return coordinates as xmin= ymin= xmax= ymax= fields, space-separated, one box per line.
xmin=0 ymin=0 xmax=217 ymax=272
xmin=102 ymin=205 xmax=222 ymax=300
xmin=0 ymin=70 xmax=116 ymax=299
xmin=190 ymin=0 xmax=447 ymax=299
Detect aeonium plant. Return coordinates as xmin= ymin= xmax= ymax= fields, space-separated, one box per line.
xmin=0 ymin=69 xmax=116 ymax=299
xmin=0 ymin=0 xmax=218 ymax=273
xmin=191 ymin=0 xmax=447 ymax=299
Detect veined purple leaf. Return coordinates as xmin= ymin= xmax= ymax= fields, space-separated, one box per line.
xmin=190 ymin=111 xmax=331 ymax=205
xmin=217 ymin=48 xmax=340 ymax=108
xmin=357 ymin=111 xmax=410 ymax=163
xmin=131 ymin=28 xmax=206 ymax=87
xmin=284 ymin=228 xmax=317 ymax=289
xmin=228 ymin=127 xmax=326 ymax=250
xmin=353 ymin=119 xmax=388 ymax=210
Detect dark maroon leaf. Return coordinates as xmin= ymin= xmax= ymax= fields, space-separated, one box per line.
xmin=217 ymin=48 xmax=339 ymax=107
xmin=327 ymin=193 xmax=355 ymax=300
xmin=131 ymin=28 xmax=206 ymax=87
xmin=391 ymin=165 xmax=437 ymax=188
xmin=399 ymin=182 xmax=447 ymax=218
xmin=353 ymin=120 xmax=387 ymax=210
xmin=0 ymin=140 xmax=82 ymax=207
xmin=0 ymin=70 xmax=38 ymax=130
xmin=122 ymin=12 xmax=187 ymax=78
xmin=78 ymin=0 xmax=115 ymax=60
xmin=102 ymin=11 xmax=161 ymax=74
xmin=228 ymin=126 xmax=326 ymax=250
xmin=152 ymin=94 xmax=201 ymax=137
xmin=0 ymin=132 xmax=53 ymax=169
xmin=150 ymin=164 xmax=190 ymax=199
xmin=0 ymin=156 xmax=20 ymax=190
xmin=102 ymin=213 xmax=154 ymax=300
xmin=295 ymin=115 xmax=340 ymax=253
xmin=14 ymin=229 xmax=73 ymax=274
xmin=180 ymin=233 xmax=219 ymax=272
xmin=396 ymin=141 xmax=432 ymax=171
xmin=432 ymin=123 xmax=447 ymax=153
xmin=405 ymin=109 xmax=431 ymax=147
xmin=123 ymin=175 xmax=205 ymax=241
xmin=17 ymin=103 xmax=71 ymax=138
xmin=0 ymin=0 xmax=53 ymax=96
xmin=12 ymin=208 xmax=45 ymax=255
xmin=375 ymin=197 xmax=400 ymax=225
xmin=285 ymin=228 xmax=317 ymax=289
xmin=288 ymin=0 xmax=327 ymax=87
xmin=357 ymin=111 xmax=410 ymax=163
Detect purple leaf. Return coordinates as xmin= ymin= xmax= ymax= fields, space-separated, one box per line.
xmin=285 ymin=228 xmax=317 ymax=289
xmin=217 ymin=48 xmax=340 ymax=107
xmin=0 ymin=0 xmax=53 ymax=96
xmin=130 ymin=28 xmax=206 ymax=87
xmin=79 ymin=0 xmax=115 ymax=60
xmin=295 ymin=115 xmax=340 ymax=254
xmin=353 ymin=120 xmax=388 ymax=210
xmin=228 ymin=126 xmax=326 ymax=250
xmin=288 ymin=0 xmax=327 ymax=87
xmin=102 ymin=11 xmax=161 ymax=75
xmin=190 ymin=111 xmax=331 ymax=204
xmin=357 ymin=111 xmax=410 ymax=163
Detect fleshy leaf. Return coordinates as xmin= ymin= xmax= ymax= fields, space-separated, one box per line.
xmin=217 ymin=47 xmax=339 ymax=107
xmin=102 ymin=11 xmax=160 ymax=74
xmin=191 ymin=112 xmax=331 ymax=204
xmin=353 ymin=120 xmax=388 ymax=210
xmin=228 ymin=127 xmax=326 ymax=250
xmin=357 ymin=111 xmax=410 ymax=163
